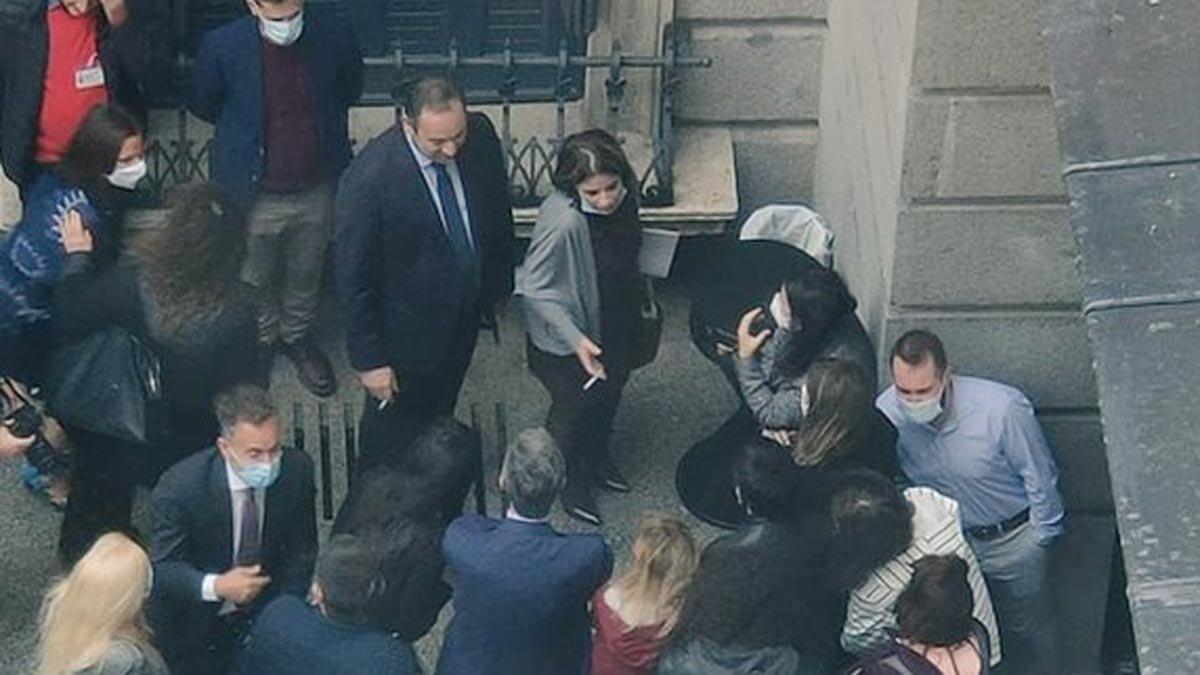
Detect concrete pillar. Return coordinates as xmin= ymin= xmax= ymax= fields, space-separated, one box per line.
xmin=815 ymin=1 xmax=1114 ymax=672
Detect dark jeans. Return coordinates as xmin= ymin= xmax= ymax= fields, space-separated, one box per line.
xmin=526 ymin=341 xmax=630 ymax=494
xmin=57 ymin=427 xmax=139 ymax=565
xmin=357 ymin=318 xmax=479 ymax=471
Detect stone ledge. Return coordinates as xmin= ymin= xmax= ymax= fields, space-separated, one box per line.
xmin=676 ymin=0 xmax=828 ymax=21
xmin=126 ymin=127 xmax=738 ymax=237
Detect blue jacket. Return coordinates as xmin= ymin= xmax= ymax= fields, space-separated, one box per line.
xmin=187 ymin=11 xmax=363 ymax=204
xmin=0 ymin=173 xmax=103 ymax=333
xmin=436 ymin=514 xmax=613 ymax=675
xmin=234 ymin=595 xmax=418 ymax=675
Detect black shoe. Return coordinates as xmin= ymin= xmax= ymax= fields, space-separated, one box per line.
xmin=281 ymin=339 xmax=337 ymax=398
xmin=595 ymin=461 xmax=631 ymax=493
xmin=562 ymin=489 xmax=602 ymax=526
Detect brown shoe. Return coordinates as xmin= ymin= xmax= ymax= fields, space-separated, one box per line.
xmin=281 ymin=339 xmax=337 ymax=398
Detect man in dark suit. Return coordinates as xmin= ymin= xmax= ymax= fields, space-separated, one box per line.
xmin=233 ymin=533 xmax=419 ymax=675
xmin=436 ymin=428 xmax=612 ymax=675
xmin=149 ymin=383 xmax=317 ymax=675
xmin=189 ymin=0 xmax=363 ymax=397
xmin=335 ymin=76 xmax=515 ymax=466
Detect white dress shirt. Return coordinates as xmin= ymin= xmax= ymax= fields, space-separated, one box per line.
xmin=200 ymin=460 xmax=267 ymax=612
xmin=405 ymin=130 xmax=476 ymax=249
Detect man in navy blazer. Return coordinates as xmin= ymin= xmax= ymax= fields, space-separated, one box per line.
xmin=335 ymin=76 xmax=515 ymax=466
xmin=436 ymin=428 xmax=612 ymax=675
xmin=189 ymin=0 xmax=363 ymax=398
xmin=148 ymin=384 xmax=317 ymax=675
xmin=234 ymin=533 xmax=418 ymax=675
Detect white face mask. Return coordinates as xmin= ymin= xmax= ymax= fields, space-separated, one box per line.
xmin=769 ymin=286 xmax=792 ymax=328
xmin=105 ymin=158 xmax=147 ymax=190
xmin=579 ymin=182 xmax=627 ymax=216
xmin=260 ymin=12 xmax=304 ymax=46
xmin=900 ymin=392 xmax=943 ymax=425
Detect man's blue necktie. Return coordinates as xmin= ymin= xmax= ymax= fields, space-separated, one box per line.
xmin=433 ymin=163 xmax=477 ymax=278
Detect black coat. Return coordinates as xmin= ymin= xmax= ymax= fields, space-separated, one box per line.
xmin=148 ymin=448 xmax=318 ymax=670
xmin=0 ymin=0 xmax=172 ymax=188
xmin=334 ymin=114 xmax=515 ymax=373
xmin=673 ymin=516 xmax=847 ymax=670
xmin=52 ymin=255 xmax=263 ymax=477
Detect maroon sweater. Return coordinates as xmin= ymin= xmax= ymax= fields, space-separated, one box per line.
xmin=260 ymin=40 xmax=323 ymax=192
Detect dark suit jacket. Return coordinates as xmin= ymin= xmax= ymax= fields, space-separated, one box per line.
xmin=148 ymin=447 xmax=318 ymax=665
xmin=188 ymin=12 xmax=363 ymax=204
xmin=0 ymin=0 xmax=172 ymax=188
xmin=335 ymin=115 xmax=516 ymax=373
xmin=233 ymin=595 xmax=417 ymax=675
xmin=435 ymin=514 xmax=613 ymax=675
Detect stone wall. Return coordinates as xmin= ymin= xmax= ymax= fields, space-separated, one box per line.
xmin=673 ymin=0 xmax=827 ymax=217
xmin=815 ymin=0 xmax=1115 ymax=672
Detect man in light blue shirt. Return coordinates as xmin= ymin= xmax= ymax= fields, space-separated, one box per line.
xmin=876 ymin=329 xmax=1063 ymax=675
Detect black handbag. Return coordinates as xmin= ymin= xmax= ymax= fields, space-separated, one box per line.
xmin=630 ymin=277 xmax=663 ymax=370
xmin=44 ymin=327 xmax=164 ymax=443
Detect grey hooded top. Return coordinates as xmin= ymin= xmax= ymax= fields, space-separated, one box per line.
xmin=514 ymin=190 xmax=602 ymax=356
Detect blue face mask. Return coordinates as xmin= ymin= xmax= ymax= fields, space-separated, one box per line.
xmin=233 ymin=454 xmax=281 ymax=489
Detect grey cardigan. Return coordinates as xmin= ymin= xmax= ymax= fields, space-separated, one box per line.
xmin=515 ymin=190 xmax=602 ymax=356
xmin=735 ymin=326 xmax=804 ymax=430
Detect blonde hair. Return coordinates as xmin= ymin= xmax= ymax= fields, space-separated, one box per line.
xmin=36 ymin=533 xmax=160 ymax=675
xmin=607 ymin=515 xmax=698 ymax=637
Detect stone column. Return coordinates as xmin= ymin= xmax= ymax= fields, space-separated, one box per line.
xmin=816 ymin=1 xmax=1115 ymax=672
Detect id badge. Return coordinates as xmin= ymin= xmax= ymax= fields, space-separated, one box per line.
xmin=75 ymin=64 xmax=105 ymax=90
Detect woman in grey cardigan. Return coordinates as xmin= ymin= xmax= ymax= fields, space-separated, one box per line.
xmin=515 ymin=129 xmax=646 ymax=525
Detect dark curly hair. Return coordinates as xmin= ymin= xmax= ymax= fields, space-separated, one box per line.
xmin=896 ymin=554 xmax=975 ymax=647
xmin=132 ymin=182 xmax=247 ymax=340
xmin=828 ymin=470 xmax=914 ymax=590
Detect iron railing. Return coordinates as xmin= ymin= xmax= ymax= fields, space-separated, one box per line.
xmin=141 ymin=25 xmax=711 ymax=209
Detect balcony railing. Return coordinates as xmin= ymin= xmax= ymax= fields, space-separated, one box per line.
xmin=140 ymin=23 xmax=711 ymax=210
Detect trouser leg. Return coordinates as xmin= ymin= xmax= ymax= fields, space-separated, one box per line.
xmin=276 ymin=183 xmax=333 ymax=345
xmin=241 ymin=196 xmax=286 ymax=345
xmin=970 ymin=522 xmax=1058 ymax=675
xmin=527 ymin=342 xmax=595 ymax=493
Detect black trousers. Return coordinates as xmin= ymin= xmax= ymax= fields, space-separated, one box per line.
xmin=526 ymin=341 xmax=630 ymax=493
xmin=58 ymin=427 xmax=139 ymax=566
xmin=357 ymin=320 xmax=480 ymax=471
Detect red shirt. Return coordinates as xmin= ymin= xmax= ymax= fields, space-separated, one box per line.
xmin=35 ymin=5 xmax=109 ymax=164
xmin=590 ymin=586 xmax=669 ymax=675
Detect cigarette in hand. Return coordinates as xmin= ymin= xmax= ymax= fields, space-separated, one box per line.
xmin=583 ymin=375 xmax=600 ymax=391
xmin=377 ymin=398 xmax=391 ymax=411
